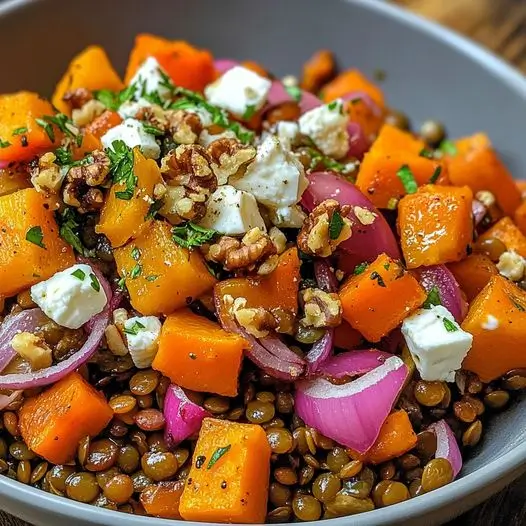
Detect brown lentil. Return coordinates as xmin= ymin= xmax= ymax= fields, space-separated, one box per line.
xmin=398 ymin=454 xmax=420 ymax=471
xmin=421 ymin=458 xmax=454 ymax=492
xmin=147 ymin=432 xmax=169 ymax=453
xmin=30 ymin=461 xmax=49 ymax=484
xmin=137 ymin=394 xmax=154 ymax=409
xmin=47 ymin=465 xmax=76 ymax=493
xmin=109 ymin=420 xmax=129 ymax=438
xmin=462 ymin=420 xmax=483 ymax=447
xmin=269 ymin=482 xmax=292 ymax=507
xmin=474 ymin=237 xmax=507 ymax=261
xmin=141 ymin=451 xmax=178 ymax=481
xmin=256 ymin=391 xmax=275 ymax=403
xmin=502 ymin=374 xmax=526 ymax=390
xmin=109 ymin=395 xmax=137 ymax=414
xmin=298 ymin=464 xmax=315 ymax=486
xmin=77 ymin=435 xmax=91 ymax=466
xmin=379 ymin=461 xmax=396 ymax=480
xmin=203 ymin=396 xmax=230 ymax=414
xmin=226 ymin=407 xmax=244 ymax=421
xmin=384 ymin=109 xmax=411 ymax=131
xmin=130 ymin=431 xmax=149 ymax=456
xmin=9 ymin=441 xmax=36 ymax=461
xmin=131 ymin=471 xmax=153 ymax=492
xmin=116 ymin=407 xmax=139 ymax=426
xmin=342 ymin=479 xmax=372 ymax=499
xmin=264 ymin=418 xmax=286 ymax=429
xmin=304 ymin=453 xmax=320 ymax=470
xmin=17 ymin=460 xmax=31 ymax=484
xmin=293 ymin=427 xmax=309 ymax=455
xmin=312 ymin=472 xmax=342 ymax=502
xmin=96 ymin=467 xmax=121 ymax=489
xmin=274 ymin=466 xmax=298 ymax=486
xmin=266 ymin=428 xmax=294 ymax=454
xmin=276 ymin=392 xmax=294 ymax=414
xmin=85 ymin=439 xmax=119 ymax=472
xmin=339 ymin=460 xmax=363 ymax=479
xmin=453 ymin=400 xmax=477 ymax=423
xmin=246 ymin=400 xmax=275 ymax=424
xmin=380 ymin=481 xmax=410 ymax=506
xmin=103 ymin=474 xmax=134 ymax=504
xmin=324 ymin=494 xmax=375 ymax=517
xmin=94 ymin=494 xmax=118 ymax=510
xmin=409 ymin=478 xmax=424 ymax=497
xmin=0 ymin=438 xmax=7 ymax=459
xmin=405 ymin=467 xmax=424 ymax=482
xmin=129 ymin=370 xmax=161 ymax=395
xmin=414 ymin=380 xmax=446 ymax=407
xmin=267 ymin=506 xmax=292 ymax=523
xmin=416 ymin=430 xmax=437 ymax=460
xmin=484 ymin=390 xmax=510 ymax=409
xmin=3 ymin=412 xmax=19 ymax=437
xmin=292 ymin=494 xmax=322 ymax=521
xmin=133 ymin=409 xmax=165 ymax=431
xmin=419 ymin=119 xmax=446 ymax=146
xmin=117 ymin=445 xmax=140 ymax=474
xmin=65 ymin=472 xmax=100 ymax=503
xmin=173 ymin=448 xmax=190 ymax=467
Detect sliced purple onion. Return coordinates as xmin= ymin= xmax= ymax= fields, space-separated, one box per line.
xmin=347 ymin=121 xmax=370 ymax=160
xmin=428 ymin=419 xmax=463 ymax=477
xmin=213 ymin=59 xmax=239 ymax=74
xmin=265 ymin=80 xmax=322 ymax=115
xmin=472 ymin=200 xmax=487 ymax=225
xmin=340 ymin=90 xmax=383 ymax=118
xmin=317 ymin=349 xmax=392 ymax=381
xmin=295 ymin=356 xmax=408 ymax=453
xmin=305 ymin=330 xmax=334 ymax=376
xmin=313 ymin=259 xmax=338 ymax=293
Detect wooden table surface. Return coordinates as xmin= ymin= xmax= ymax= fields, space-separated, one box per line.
xmin=1 ymin=0 xmax=526 ymax=525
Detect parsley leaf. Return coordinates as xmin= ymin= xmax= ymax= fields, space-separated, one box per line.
xmin=442 ymin=317 xmax=458 ymax=332
xmin=145 ymin=274 xmax=159 ymax=282
xmin=172 ymin=222 xmax=216 ymax=249
xmin=25 ymin=226 xmax=46 ymax=249
xmin=12 ymin=127 xmax=28 ymax=136
xmin=0 ymin=139 xmax=10 ymax=148
xmin=89 ymin=273 xmax=101 ymax=292
xmin=419 ymin=148 xmax=434 ymax=159
xmin=93 ymin=85 xmax=137 ymax=111
xmin=430 ymin=166 xmax=442 ymax=184
xmin=396 ymin=164 xmax=418 ymax=194
xmin=329 ymin=211 xmax=344 ymax=240
xmin=71 ymin=268 xmax=86 ymax=281
xmin=145 ymin=199 xmax=164 ymax=220
xmin=439 ymin=139 xmax=458 ymax=156
xmin=107 ymin=140 xmax=137 ymax=200
xmin=423 ymin=286 xmax=442 ymax=308
xmin=142 ymin=124 xmax=165 ymax=137
xmin=130 ymin=264 xmax=142 ymax=279
xmin=123 ymin=320 xmax=146 ymax=336
xmin=305 ymin=147 xmax=348 ymax=174
xmin=328 ymin=101 xmax=339 ymax=111
xmin=35 ymin=118 xmax=55 ymax=142
xmin=354 ymin=262 xmax=369 ymax=275
xmin=207 ymin=444 xmax=231 ymax=469
xmin=284 ymin=84 xmax=302 ymax=102
xmin=55 ymin=207 xmax=93 ymax=256
xmin=131 ymin=247 xmax=141 ymax=261
xmin=242 ymin=104 xmax=257 ymax=120
xmin=54 ymin=146 xmax=73 ymax=165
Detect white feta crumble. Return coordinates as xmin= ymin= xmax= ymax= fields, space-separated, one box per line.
xmin=129 ymin=56 xmax=172 ymax=101
xmin=101 ymin=118 xmax=160 ymax=160
xmin=117 ymin=98 xmax=152 ymax=119
xmin=497 ymin=250 xmax=525 ymax=282
xmin=124 ymin=316 xmax=162 ymax=369
xmin=401 ymin=305 xmax=473 ymax=382
xmin=204 ymin=66 xmax=272 ymax=118
xmin=186 ymin=106 xmax=213 ymax=127
xmin=481 ymin=314 xmax=499 ymax=331
xmin=231 ymin=135 xmax=308 ymax=208
xmin=275 ymin=121 xmax=300 ymax=151
xmin=30 ymin=264 xmax=108 ymax=330
xmin=198 ymin=185 xmax=266 ymax=235
xmin=298 ymin=99 xmax=350 ymax=159
xmin=267 ymin=204 xmax=307 ymax=229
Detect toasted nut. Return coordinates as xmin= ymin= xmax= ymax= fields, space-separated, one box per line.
xmin=300 ymin=288 xmax=342 ymax=328
xmin=207 ymin=138 xmax=256 ymax=185
xmin=11 ymin=332 xmax=52 ymax=371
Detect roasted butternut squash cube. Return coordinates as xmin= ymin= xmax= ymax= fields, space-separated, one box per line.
xmin=339 ymin=254 xmax=426 ymax=342
xmin=114 ymin=220 xmax=216 ymax=316
xmin=462 ymin=276 xmax=526 ymax=382
xmin=448 ymin=254 xmax=498 ymax=302
xmin=397 ymin=184 xmax=473 ymax=268
xmin=0 ymin=189 xmax=75 ymax=297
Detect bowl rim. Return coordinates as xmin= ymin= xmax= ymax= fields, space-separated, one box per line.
xmin=0 ymin=0 xmax=526 ymax=525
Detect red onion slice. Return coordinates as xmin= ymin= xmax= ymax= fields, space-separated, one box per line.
xmin=317 ymin=349 xmax=392 ymax=380
xmin=347 ymin=121 xmax=370 ymax=160
xmin=313 ymin=260 xmax=338 ymax=293
xmin=472 ymin=200 xmax=487 ymax=225
xmin=295 ymin=356 xmax=408 ymax=453
xmin=0 ymin=309 xmax=48 ymax=373
xmin=213 ymin=59 xmax=239 ymax=74
xmin=164 ymin=384 xmax=209 ymax=448
xmin=416 ymin=265 xmax=467 ymax=322
xmin=428 ymin=419 xmax=463 ymax=477
xmin=305 ymin=330 xmax=334 ymax=376
xmin=302 ymin=171 xmax=401 ymax=271
xmin=265 ymin=80 xmax=322 ymax=115
xmin=340 ymin=91 xmax=383 ymax=118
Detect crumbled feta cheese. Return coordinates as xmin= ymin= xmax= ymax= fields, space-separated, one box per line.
xmin=497 ymin=250 xmax=525 ymax=281
xmin=275 ymin=121 xmax=300 ymax=150
xmin=298 ymin=100 xmax=350 ymax=159
xmin=101 ymin=118 xmax=160 ymax=159
xmin=129 ymin=56 xmax=172 ymax=101
xmin=198 ymin=129 xmax=238 ymax=148
xmin=199 ymin=185 xmax=266 ymax=235
xmin=124 ymin=316 xmax=162 ymax=369
xmin=117 ymin=98 xmax=152 ymax=119
xmin=204 ymin=66 xmax=272 ymax=118
xmin=401 ymin=305 xmax=473 ymax=382
xmin=231 ymin=135 xmax=308 ymax=208
xmin=267 ymin=204 xmax=307 ymax=229
xmin=30 ymin=264 xmax=108 ymax=329
xmin=481 ymin=314 xmax=499 ymax=331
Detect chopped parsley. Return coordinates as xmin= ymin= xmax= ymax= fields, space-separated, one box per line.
xmin=131 ymin=247 xmax=141 ymax=261
xmin=439 ymin=139 xmax=458 ymax=156
xmin=130 ymin=263 xmax=142 ymax=279
xmin=423 ymin=286 xmax=442 ymax=309
xmin=396 ymin=164 xmax=418 ymax=194
xmin=242 ymin=104 xmax=257 ymax=120
xmin=142 ymin=124 xmax=165 ymax=137
xmin=93 ymin=85 xmax=137 ymax=111
xmin=207 ymin=445 xmax=231 ymax=470
xmin=145 ymin=199 xmax=164 ymax=220
xmin=71 ymin=268 xmax=86 ymax=281
xmin=25 ymin=226 xmax=46 ymax=249
xmin=430 ymin=166 xmax=442 ymax=184
xmin=354 ymin=262 xmax=369 ymax=275
xmin=0 ymin=139 xmax=10 ymax=148
xmin=306 ymin=147 xmax=348 ymax=174
xmin=284 ymin=84 xmax=302 ymax=103
xmin=329 ymin=211 xmax=344 ymax=240
xmin=107 ymin=140 xmax=137 ymax=200
xmin=370 ymin=271 xmax=386 ymax=287
xmin=89 ymin=273 xmax=101 ymax=292
xmin=327 ymin=100 xmax=339 ymax=111
xmin=54 ymin=146 xmax=73 ymax=165
xmin=36 ymin=113 xmax=81 ymax=143
xmin=35 ymin=118 xmax=55 ymax=142
xmin=442 ymin=317 xmax=458 ymax=332
xmin=123 ymin=320 xmax=146 ymax=336
xmin=145 ymin=274 xmax=159 ymax=282
xmin=172 ymin=222 xmax=216 ymax=249
xmin=419 ymin=148 xmax=434 ymax=159
xmin=12 ymin=127 xmax=28 ymax=136
xmin=55 ymin=207 xmax=93 ymax=256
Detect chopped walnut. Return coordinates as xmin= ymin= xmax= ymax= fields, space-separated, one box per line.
xmin=300 ymin=288 xmax=342 ymax=328
xmin=225 ymin=296 xmax=277 ymax=338
xmin=166 ymin=109 xmax=203 ymax=145
xmin=30 ymin=152 xmax=64 ymax=194
xmin=353 ymin=206 xmax=377 ymax=226
xmin=205 ymin=227 xmax=277 ymax=272
xmin=112 ymin=308 xmax=129 ymax=332
xmin=297 ymin=199 xmax=353 ymax=257
xmin=10 ymin=332 xmax=52 ymax=371
xmin=207 ymin=138 xmax=256 ymax=185
xmin=269 ymin=226 xmax=287 ymax=254
xmin=62 ymin=149 xmax=111 ymax=213
xmin=160 ymin=144 xmax=217 ymax=222
xmin=72 ymin=99 xmax=106 ymax=128
xmin=104 ymin=325 xmax=129 ymax=357
xmin=63 ymin=87 xmax=93 ymax=110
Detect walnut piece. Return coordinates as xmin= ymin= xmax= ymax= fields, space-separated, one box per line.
xmin=62 ymin=149 xmax=111 ymax=213
xmin=62 ymin=87 xmax=93 ymax=110
xmin=207 ymin=138 xmax=256 ymax=185
xmin=297 ymin=199 xmax=352 ymax=257
xmin=205 ymin=227 xmax=277 ymax=272
xmin=224 ymin=295 xmax=278 ymax=338
xmin=30 ymin=152 xmax=64 ymax=194
xmin=10 ymin=332 xmax=52 ymax=371
xmin=166 ymin=109 xmax=203 ymax=145
xmin=300 ymin=288 xmax=342 ymax=328
xmin=72 ymin=99 xmax=106 ymax=128
xmin=269 ymin=226 xmax=287 ymax=254
xmin=160 ymin=144 xmax=217 ymax=222
xmin=104 ymin=325 xmax=129 ymax=357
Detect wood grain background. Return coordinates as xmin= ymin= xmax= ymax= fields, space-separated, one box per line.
xmin=1 ymin=0 xmax=526 ymax=525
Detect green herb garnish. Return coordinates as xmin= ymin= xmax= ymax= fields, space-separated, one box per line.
xmin=423 ymin=286 xmax=442 ymax=309
xmin=430 ymin=166 xmax=442 ymax=184
xmin=123 ymin=320 xmax=146 ymax=336
xmin=419 ymin=148 xmax=434 ymax=159
xmin=396 ymin=164 xmax=418 ymax=194
xmin=145 ymin=275 xmax=159 ymax=282
xmin=131 ymin=247 xmax=141 ymax=261
xmin=284 ymin=84 xmax=302 ymax=102
xmin=36 ymin=113 xmax=80 ymax=142
xmin=55 ymin=207 xmax=93 ymax=256
xmin=107 ymin=140 xmax=137 ymax=200
xmin=0 ymin=139 xmax=10 ymax=148
xmin=354 ymin=262 xmax=368 ymax=275
xmin=54 ymin=146 xmax=73 ymax=165
xmin=242 ymin=104 xmax=257 ymax=120
xmin=12 ymin=127 xmax=28 ymax=136
xmin=71 ymin=268 xmax=86 ymax=281
xmin=142 ymin=124 xmax=165 ymax=137
xmin=329 ymin=211 xmax=344 ymax=240
xmin=25 ymin=226 xmax=45 ymax=249
xmin=89 ymin=273 xmax=101 ymax=292
xmin=370 ymin=271 xmax=386 ymax=287
xmin=442 ymin=317 xmax=458 ymax=332
xmin=130 ymin=264 xmax=142 ymax=279
xmin=207 ymin=445 xmax=231 ymax=470
xmin=306 ymin=147 xmax=347 ymax=174
xmin=35 ymin=118 xmax=55 ymax=142
xmin=94 ymin=85 xmax=137 ymax=111
xmin=145 ymin=199 xmax=164 ymax=220
xmin=327 ymin=101 xmax=339 ymax=111
xmin=439 ymin=139 xmax=457 ymax=156
xmin=172 ymin=222 xmax=216 ymax=249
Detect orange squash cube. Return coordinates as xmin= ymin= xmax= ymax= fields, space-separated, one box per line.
xmin=477 ymin=217 xmax=526 ymax=258
xmin=448 ymin=254 xmax=498 ymax=302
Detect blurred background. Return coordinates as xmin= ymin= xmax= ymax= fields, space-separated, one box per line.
xmin=393 ymin=0 xmax=526 ymax=72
